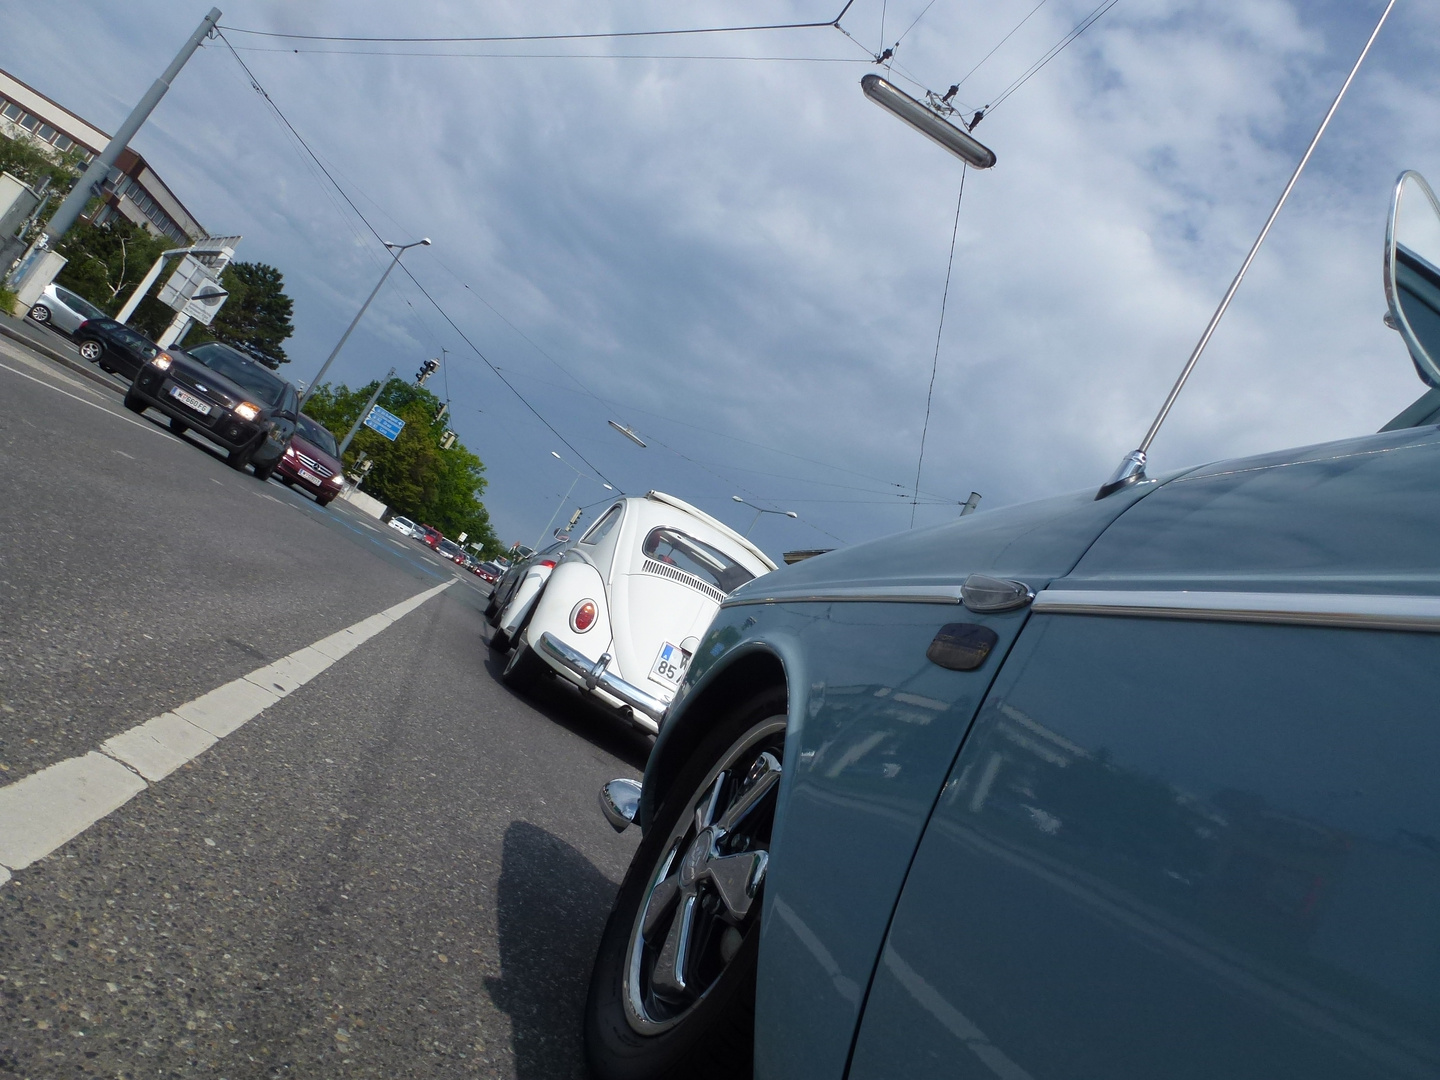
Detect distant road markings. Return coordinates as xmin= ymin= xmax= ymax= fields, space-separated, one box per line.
xmin=0 ymin=579 xmax=453 ymax=884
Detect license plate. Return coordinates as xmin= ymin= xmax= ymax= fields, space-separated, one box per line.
xmin=168 ymin=385 xmax=211 ymax=416
xmin=297 ymin=468 xmax=322 ymax=484
xmin=650 ymin=642 xmax=691 ymax=689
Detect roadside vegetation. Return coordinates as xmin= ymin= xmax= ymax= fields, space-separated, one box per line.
xmin=304 ymin=379 xmax=503 ymax=555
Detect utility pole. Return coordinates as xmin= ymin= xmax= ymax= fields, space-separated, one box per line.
xmin=39 ymin=9 xmax=221 ymax=250
xmin=336 ymin=367 xmax=395 ymax=457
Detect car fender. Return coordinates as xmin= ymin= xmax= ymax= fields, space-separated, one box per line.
xmin=521 ymin=558 xmax=612 ymax=672
xmin=498 ymin=564 xmax=555 ymax=636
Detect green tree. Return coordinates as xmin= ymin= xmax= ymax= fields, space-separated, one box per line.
xmin=302 ymin=379 xmax=503 ymax=555
xmin=52 ymin=218 xmax=171 ymax=332
xmin=0 ymin=131 xmax=85 ymax=192
xmin=182 ymin=261 xmax=295 ymax=369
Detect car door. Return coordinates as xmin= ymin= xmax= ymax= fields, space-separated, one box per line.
xmin=847 ymin=427 xmax=1440 ymax=1080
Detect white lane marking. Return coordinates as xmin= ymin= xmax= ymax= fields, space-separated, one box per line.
xmin=0 ymin=753 xmax=148 ymax=872
xmin=0 ymin=579 xmax=453 ymax=879
xmin=112 ymin=449 xmax=135 ymax=460
xmin=0 ymin=359 xmax=156 ymax=436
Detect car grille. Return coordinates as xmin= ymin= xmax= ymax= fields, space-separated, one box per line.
xmin=641 ymin=558 xmax=727 ymax=604
xmin=295 ymin=451 xmax=333 ymax=478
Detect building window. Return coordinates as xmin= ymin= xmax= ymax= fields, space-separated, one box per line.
xmin=1 ymin=103 xmax=21 ymax=121
xmin=36 ymin=123 xmax=56 ymax=142
xmin=19 ymin=114 xmax=38 ymax=131
xmin=54 ymin=135 xmax=72 ymax=151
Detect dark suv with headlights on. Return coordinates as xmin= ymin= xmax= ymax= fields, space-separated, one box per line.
xmin=276 ymin=414 xmax=346 ymax=506
xmin=125 ymin=341 xmax=299 ymax=479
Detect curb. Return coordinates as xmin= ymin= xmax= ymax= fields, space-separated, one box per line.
xmin=0 ymin=317 xmax=126 ymax=396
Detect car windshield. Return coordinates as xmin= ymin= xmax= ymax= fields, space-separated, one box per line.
xmin=296 ymin=415 xmax=339 ymax=456
xmin=184 ymin=342 xmax=287 ymax=405
xmin=642 ymin=527 xmax=756 ymax=594
xmin=57 ymin=287 xmax=107 ymax=321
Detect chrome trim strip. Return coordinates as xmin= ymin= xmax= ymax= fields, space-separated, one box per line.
xmin=1032 ymin=589 xmax=1440 ymax=632
xmin=536 ymin=631 xmax=668 ymax=730
xmin=721 ymin=584 xmax=965 ymax=609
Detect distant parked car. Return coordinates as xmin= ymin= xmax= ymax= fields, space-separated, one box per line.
xmin=124 ymin=341 xmax=299 ymax=478
xmin=495 ymin=491 xmax=775 ymax=734
xmin=474 ymin=561 xmax=504 ymax=584
xmin=437 ymin=538 xmax=467 ymax=564
xmin=27 ymin=283 xmax=107 ymax=336
xmin=73 ymin=319 xmax=161 ymax=379
xmin=486 ymin=539 xmax=571 ymax=649
xmin=276 ymin=414 xmax=345 ymax=507
xmin=388 ymin=515 xmax=422 ymax=539
xmin=418 ymin=525 xmax=442 ymax=550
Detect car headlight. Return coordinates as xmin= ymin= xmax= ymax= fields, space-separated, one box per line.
xmin=328 ymin=473 xmax=344 ymax=485
xmin=234 ymin=402 xmax=260 ymax=421
xmin=150 ymin=353 xmax=172 ymax=370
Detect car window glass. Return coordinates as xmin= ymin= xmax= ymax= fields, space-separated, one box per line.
xmin=580 ymin=504 xmax=623 ymax=545
xmin=296 ymin=415 xmax=338 ymax=456
xmin=642 ymin=527 xmax=755 ymax=593
xmin=57 ymin=287 xmax=106 ymax=320
xmin=184 ymin=342 xmax=287 ymax=405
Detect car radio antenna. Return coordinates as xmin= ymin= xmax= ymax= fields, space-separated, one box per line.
xmin=1096 ymin=0 xmax=1398 ymax=500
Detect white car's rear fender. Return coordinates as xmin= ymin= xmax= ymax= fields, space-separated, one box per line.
xmin=499 ymin=565 xmax=555 ymax=636
xmin=523 ymin=559 xmax=612 ymax=675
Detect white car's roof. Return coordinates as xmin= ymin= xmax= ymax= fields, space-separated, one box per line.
xmin=644 ymin=491 xmax=778 ymax=571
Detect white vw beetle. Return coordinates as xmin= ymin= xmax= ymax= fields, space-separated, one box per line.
xmin=496 ymin=491 xmax=776 ymax=732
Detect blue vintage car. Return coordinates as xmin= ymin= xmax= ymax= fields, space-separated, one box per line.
xmin=580 ymin=168 xmax=1440 ymax=1080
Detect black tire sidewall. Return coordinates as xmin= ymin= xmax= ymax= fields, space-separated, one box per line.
xmin=584 ymin=686 xmax=785 ymax=1080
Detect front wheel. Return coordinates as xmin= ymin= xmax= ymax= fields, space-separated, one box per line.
xmin=122 ymin=390 xmax=146 ymax=414
xmin=585 ymin=690 xmax=786 ymax=1080
xmin=28 ymin=304 xmax=50 ymax=325
xmin=77 ymin=339 xmax=103 ymax=361
xmin=500 ymin=638 xmax=547 ymax=692
xmin=252 ymin=460 xmax=276 ymax=482
xmin=169 ymin=417 xmax=188 ymax=435
xmin=227 ymin=439 xmax=256 ymax=471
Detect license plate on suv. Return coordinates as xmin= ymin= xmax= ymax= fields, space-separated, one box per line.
xmin=168 ymin=385 xmax=212 ymax=416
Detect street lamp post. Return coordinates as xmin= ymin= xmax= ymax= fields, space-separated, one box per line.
xmin=536 ymin=451 xmax=612 ymax=549
xmin=297 ymin=237 xmax=429 ymax=412
xmin=732 ymin=495 xmax=798 ymax=537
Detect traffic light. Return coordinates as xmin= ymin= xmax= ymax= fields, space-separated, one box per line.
xmin=415 ymin=358 xmax=440 ymax=385
xmin=439 ymin=429 xmax=457 ymax=449
xmin=432 ymin=402 xmax=448 ymax=424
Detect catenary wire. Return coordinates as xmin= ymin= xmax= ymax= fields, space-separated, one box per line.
xmin=911 ymin=167 xmax=966 ymax=529
xmin=224 ymin=46 xmax=869 ymax=62
xmin=214 ymin=30 xmax=620 ymax=491
xmin=985 ymin=0 xmax=1120 ymax=114
xmin=947 ymin=0 xmax=1051 ymax=96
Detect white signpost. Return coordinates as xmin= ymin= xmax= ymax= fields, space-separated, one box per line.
xmin=156 ymin=255 xmax=227 ymax=326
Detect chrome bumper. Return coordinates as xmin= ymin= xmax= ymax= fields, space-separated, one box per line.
xmin=536 ymin=631 xmax=669 ymax=731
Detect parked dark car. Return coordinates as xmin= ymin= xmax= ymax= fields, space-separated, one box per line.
xmin=74 ymin=319 xmax=161 ymax=380
xmin=124 ymin=341 xmax=298 ymax=478
xmin=276 ymin=414 xmax=345 ymax=507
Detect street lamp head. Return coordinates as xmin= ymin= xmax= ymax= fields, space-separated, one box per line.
xmin=420 ymin=237 xmax=432 ymax=246
xmin=785 ymin=511 xmax=799 ymax=519
xmin=732 ymin=495 xmax=745 ymax=504
xmin=603 ymin=484 xmax=614 ymax=490
xmin=551 ymin=451 xmax=562 ymax=460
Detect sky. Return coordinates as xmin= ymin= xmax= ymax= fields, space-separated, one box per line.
xmin=5 ymin=0 xmax=1439 ymax=558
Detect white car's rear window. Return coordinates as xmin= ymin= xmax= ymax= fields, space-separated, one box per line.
xmin=642 ymin=527 xmax=755 ymax=594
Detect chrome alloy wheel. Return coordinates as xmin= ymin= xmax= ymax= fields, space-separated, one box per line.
xmin=623 ymin=717 xmax=785 ymax=1035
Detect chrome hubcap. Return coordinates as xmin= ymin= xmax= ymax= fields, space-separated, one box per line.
xmin=623 ymin=717 xmax=784 ymax=1034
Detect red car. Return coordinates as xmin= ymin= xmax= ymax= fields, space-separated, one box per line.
xmin=418 ymin=525 xmax=442 ymax=549
xmin=275 ymin=414 xmax=347 ymax=506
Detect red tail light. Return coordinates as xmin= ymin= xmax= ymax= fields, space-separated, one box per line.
xmin=571 ymin=599 xmax=598 ymax=633
xmin=539 ymin=560 xmax=557 ymax=569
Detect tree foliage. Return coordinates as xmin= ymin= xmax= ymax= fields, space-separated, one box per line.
xmin=182 ymin=262 xmax=295 ymax=369
xmin=303 ymin=380 xmax=503 ymax=556
xmin=52 ymin=217 xmax=174 ymax=335
xmin=0 ymin=131 xmax=85 ymax=192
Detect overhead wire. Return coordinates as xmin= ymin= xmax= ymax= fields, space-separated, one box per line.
xmin=946 ymin=0 xmax=1052 ymax=98
xmin=985 ymin=0 xmax=1121 ymax=114
xmin=911 ymin=167 xmax=966 ymax=529
xmin=224 ymin=46 xmax=869 ymax=62
xmin=213 ymin=29 xmax=619 ymax=490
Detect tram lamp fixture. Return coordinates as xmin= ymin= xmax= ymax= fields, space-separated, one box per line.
xmin=608 ymin=420 xmax=647 ymax=448
xmin=861 ymin=74 xmax=997 ymax=169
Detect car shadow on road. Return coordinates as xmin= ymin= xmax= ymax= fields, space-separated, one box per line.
xmin=481 ymin=629 xmax=653 ymax=772
xmin=485 ymin=821 xmax=620 ymax=1080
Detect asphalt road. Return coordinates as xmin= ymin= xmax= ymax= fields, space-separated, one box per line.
xmin=0 ymin=335 xmax=649 ymax=1078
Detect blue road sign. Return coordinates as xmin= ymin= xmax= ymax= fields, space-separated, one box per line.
xmin=363 ymin=405 xmax=405 ymax=441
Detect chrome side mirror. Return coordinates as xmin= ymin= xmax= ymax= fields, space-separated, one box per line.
xmin=1384 ymin=170 xmax=1440 ymax=387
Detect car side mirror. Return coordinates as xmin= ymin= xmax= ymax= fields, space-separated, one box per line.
xmin=1384 ymin=170 xmax=1440 ymax=387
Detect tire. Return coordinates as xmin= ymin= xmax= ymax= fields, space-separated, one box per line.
xmin=316 ymin=495 xmax=333 ymax=507
xmin=227 ymin=439 xmax=256 ymax=471
xmin=252 ymin=460 xmax=276 ymax=482
xmin=28 ymin=304 xmax=50 ymax=325
xmin=585 ymin=689 xmax=787 ymax=1080
xmin=169 ymin=417 xmax=188 ymax=435
xmin=77 ymin=339 xmax=103 ymax=362
xmin=123 ymin=390 xmax=146 ymax=414
xmin=500 ymin=638 xmax=547 ymax=692
xmin=488 ymin=627 xmax=510 ymax=653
